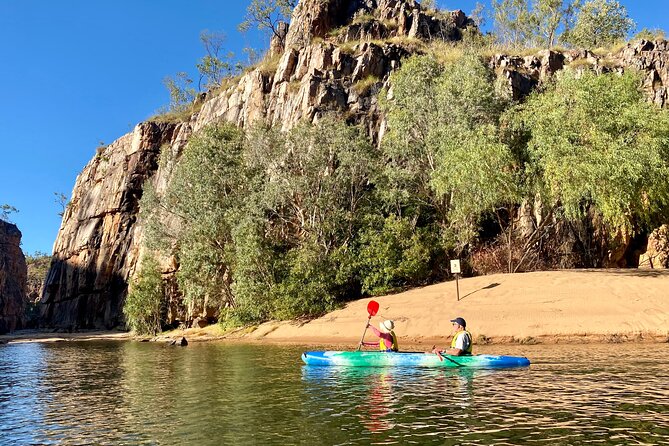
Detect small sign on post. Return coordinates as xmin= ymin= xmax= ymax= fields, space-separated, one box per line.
xmin=450 ymin=259 xmax=461 ymax=301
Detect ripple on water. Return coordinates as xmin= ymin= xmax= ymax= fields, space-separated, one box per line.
xmin=0 ymin=342 xmax=668 ymax=445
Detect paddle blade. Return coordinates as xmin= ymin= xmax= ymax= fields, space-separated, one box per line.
xmin=367 ymin=300 xmax=379 ymax=317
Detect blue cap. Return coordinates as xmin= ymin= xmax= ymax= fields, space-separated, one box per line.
xmin=450 ymin=317 xmax=466 ymax=328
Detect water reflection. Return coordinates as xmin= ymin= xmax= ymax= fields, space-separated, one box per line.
xmin=0 ymin=342 xmax=667 ymax=445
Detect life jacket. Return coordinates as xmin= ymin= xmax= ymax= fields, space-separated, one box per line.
xmin=450 ymin=330 xmax=472 ymax=355
xmin=380 ymin=330 xmax=399 ymax=352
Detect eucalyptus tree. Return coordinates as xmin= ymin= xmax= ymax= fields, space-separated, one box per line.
xmin=238 ymin=0 xmax=296 ymax=47
xmin=491 ymin=0 xmax=536 ymax=47
xmin=534 ymin=0 xmax=578 ymax=48
xmin=562 ymin=0 xmax=635 ymax=48
xmin=491 ymin=0 xmax=578 ymax=48
xmin=124 ymin=255 xmax=164 ymax=335
xmin=196 ymin=31 xmax=241 ymax=90
xmin=0 ymin=204 xmax=17 ymax=222
xmin=241 ymin=118 xmax=380 ymax=319
xmin=382 ymin=53 xmax=519 ymax=256
xmin=148 ymin=123 xmax=247 ymax=317
xmin=511 ymin=70 xmax=669 ymax=254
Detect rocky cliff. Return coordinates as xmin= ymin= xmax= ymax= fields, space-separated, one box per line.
xmin=0 ymin=220 xmax=26 ymax=333
xmin=39 ymin=0 xmax=473 ymax=329
xmin=39 ymin=0 xmax=669 ymax=329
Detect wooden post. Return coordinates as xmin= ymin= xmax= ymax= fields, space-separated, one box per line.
xmin=450 ymin=259 xmax=461 ymax=301
xmin=455 ymin=273 xmax=460 ymax=301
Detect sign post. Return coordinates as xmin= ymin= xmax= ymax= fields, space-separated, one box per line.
xmin=450 ymin=259 xmax=461 ymax=301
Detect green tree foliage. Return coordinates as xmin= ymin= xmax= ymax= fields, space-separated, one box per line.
xmin=196 ymin=31 xmax=241 ymax=90
xmin=24 ymin=252 xmax=51 ymax=326
xmin=54 ymin=192 xmax=68 ymax=217
xmin=124 ymin=255 xmax=164 ymax=335
xmin=238 ymin=0 xmax=296 ymax=46
xmin=511 ymin=70 xmax=669 ymax=234
xmin=232 ymin=119 xmax=379 ymax=322
xmin=632 ymin=28 xmax=665 ymax=42
xmin=163 ymin=72 xmax=196 ymax=113
xmin=354 ymin=216 xmax=436 ymax=295
xmin=143 ymin=118 xmax=385 ymax=325
xmin=534 ymin=0 xmax=578 ymax=48
xmin=491 ymin=0 xmax=577 ymax=48
xmin=162 ymin=31 xmax=240 ymax=114
xmin=491 ymin=0 xmax=536 ymax=47
xmin=381 ymin=53 xmax=518 ymax=249
xmin=379 ymin=55 xmax=443 ymax=218
xmin=0 ymin=204 xmax=18 ymax=222
xmin=562 ymin=0 xmax=635 ymax=48
xmin=163 ymin=123 xmax=247 ymax=316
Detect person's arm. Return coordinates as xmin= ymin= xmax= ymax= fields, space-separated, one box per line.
xmin=367 ymin=323 xmax=382 ymax=337
xmin=360 ymin=323 xmax=381 ymax=348
xmin=444 ymin=347 xmax=463 ymax=356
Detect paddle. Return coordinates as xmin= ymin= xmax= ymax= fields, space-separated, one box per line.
xmin=431 ymin=345 xmax=464 ymax=367
xmin=356 ymin=300 xmax=380 ymax=351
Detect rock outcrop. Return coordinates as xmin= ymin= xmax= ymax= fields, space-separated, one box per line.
xmin=39 ymin=122 xmax=189 ymax=329
xmin=639 ymin=225 xmax=669 ymax=269
xmin=0 ymin=220 xmax=26 ymax=333
xmin=39 ymin=0 xmax=472 ymax=329
xmin=39 ymin=0 xmax=669 ymax=328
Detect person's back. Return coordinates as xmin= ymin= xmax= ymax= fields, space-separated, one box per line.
xmin=361 ymin=320 xmax=398 ymax=352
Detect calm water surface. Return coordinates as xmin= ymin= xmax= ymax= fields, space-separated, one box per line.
xmin=0 ymin=341 xmax=667 ymax=445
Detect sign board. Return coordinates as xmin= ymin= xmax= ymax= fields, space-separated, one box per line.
xmin=450 ymin=259 xmax=461 ymax=274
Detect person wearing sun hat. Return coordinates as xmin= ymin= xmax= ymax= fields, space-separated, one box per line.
xmin=360 ymin=319 xmax=399 ymax=352
xmin=431 ymin=317 xmax=472 ymax=356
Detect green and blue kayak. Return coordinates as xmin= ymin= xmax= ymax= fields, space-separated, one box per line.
xmin=302 ymin=351 xmax=530 ymax=369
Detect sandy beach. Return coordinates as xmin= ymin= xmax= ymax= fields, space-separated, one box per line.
xmin=2 ymin=269 xmax=668 ymax=346
xmin=242 ymin=269 xmax=669 ymax=346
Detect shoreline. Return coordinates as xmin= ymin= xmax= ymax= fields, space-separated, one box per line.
xmin=2 ymin=329 xmax=668 ymax=349
xmin=2 ymin=270 xmax=668 ymax=347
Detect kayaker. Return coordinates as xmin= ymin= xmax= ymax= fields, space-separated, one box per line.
xmin=431 ymin=317 xmax=472 ymax=356
xmin=360 ymin=320 xmax=399 ymax=352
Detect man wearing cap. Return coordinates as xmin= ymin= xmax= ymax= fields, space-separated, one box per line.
xmin=432 ymin=317 xmax=472 ymax=356
xmin=360 ymin=320 xmax=399 ymax=352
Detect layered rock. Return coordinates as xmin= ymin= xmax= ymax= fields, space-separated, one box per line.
xmin=39 ymin=0 xmax=669 ymax=328
xmin=39 ymin=122 xmax=189 ymax=329
xmin=0 ymin=220 xmax=26 ymax=333
xmin=639 ymin=225 xmax=669 ymax=269
xmin=40 ymin=0 xmax=473 ymax=329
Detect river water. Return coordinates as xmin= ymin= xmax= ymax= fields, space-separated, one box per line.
xmin=0 ymin=341 xmax=667 ymax=445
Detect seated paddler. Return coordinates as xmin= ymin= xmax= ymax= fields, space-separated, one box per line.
xmin=360 ymin=319 xmax=399 ymax=352
xmin=431 ymin=317 xmax=472 ymax=356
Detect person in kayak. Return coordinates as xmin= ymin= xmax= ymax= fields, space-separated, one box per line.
xmin=431 ymin=317 xmax=472 ymax=356
xmin=360 ymin=320 xmax=399 ymax=352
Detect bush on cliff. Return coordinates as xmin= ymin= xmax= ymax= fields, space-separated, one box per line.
xmin=124 ymin=256 xmax=164 ymax=335
xmin=510 ymin=69 xmax=669 ymax=235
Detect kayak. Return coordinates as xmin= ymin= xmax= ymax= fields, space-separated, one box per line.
xmin=302 ymin=351 xmax=530 ymax=368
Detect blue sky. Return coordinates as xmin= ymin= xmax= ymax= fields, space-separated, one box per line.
xmin=1 ymin=0 xmax=668 ymax=255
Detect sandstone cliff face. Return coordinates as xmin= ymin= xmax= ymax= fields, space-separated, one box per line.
xmin=39 ymin=122 xmax=189 ymax=329
xmin=40 ymin=0 xmax=669 ymax=329
xmin=0 ymin=220 xmax=26 ymax=333
xmin=39 ymin=0 xmax=472 ymax=329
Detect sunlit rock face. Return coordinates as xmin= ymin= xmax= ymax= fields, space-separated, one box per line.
xmin=40 ymin=0 xmax=473 ymax=329
xmin=0 ymin=220 xmax=26 ymax=333
xmin=639 ymin=225 xmax=669 ymax=269
xmin=40 ymin=0 xmax=669 ymax=328
xmin=39 ymin=122 xmax=189 ymax=329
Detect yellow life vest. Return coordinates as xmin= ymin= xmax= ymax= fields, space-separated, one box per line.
xmin=450 ymin=330 xmax=472 ymax=354
xmin=380 ymin=330 xmax=399 ymax=352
